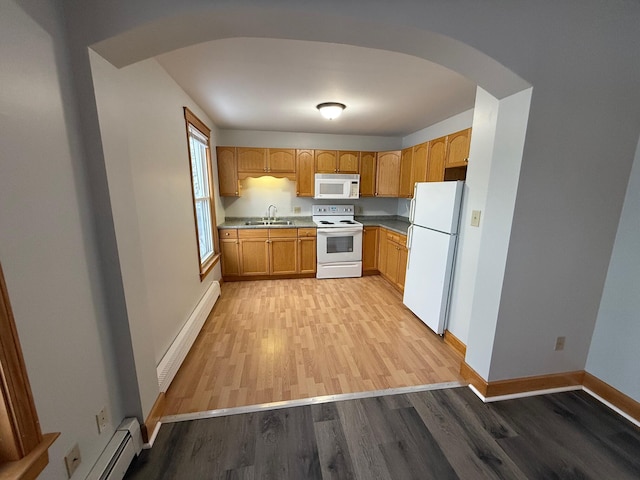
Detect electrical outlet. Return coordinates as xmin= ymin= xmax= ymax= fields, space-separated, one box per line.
xmin=293 ymin=206 xmax=301 ymax=214
xmin=96 ymin=406 xmax=108 ymax=434
xmin=65 ymin=443 xmax=81 ymax=478
xmin=555 ymin=336 xmax=566 ymax=351
xmin=471 ymin=210 xmax=481 ymax=227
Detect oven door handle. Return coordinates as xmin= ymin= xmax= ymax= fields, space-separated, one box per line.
xmin=317 ymin=228 xmax=362 ymax=236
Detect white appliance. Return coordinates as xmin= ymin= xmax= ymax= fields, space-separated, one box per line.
xmin=314 ymin=173 xmax=360 ymax=199
xmin=312 ymin=204 xmax=363 ymax=278
xmin=403 ymin=181 xmax=464 ymax=335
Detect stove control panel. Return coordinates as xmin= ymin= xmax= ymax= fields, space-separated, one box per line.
xmin=312 ymin=205 xmax=354 ymax=215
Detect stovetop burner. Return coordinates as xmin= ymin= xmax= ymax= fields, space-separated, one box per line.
xmin=311 ymin=204 xmax=363 ymax=229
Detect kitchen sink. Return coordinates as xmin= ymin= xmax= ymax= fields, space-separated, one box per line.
xmin=244 ymin=220 xmax=293 ymax=226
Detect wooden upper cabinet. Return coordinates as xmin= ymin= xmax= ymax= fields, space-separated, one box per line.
xmin=296 ymin=149 xmax=315 ymax=197
xmin=216 ymin=146 xmax=239 ymax=196
xmin=427 ymin=136 xmax=447 ymax=182
xmin=375 ymin=150 xmax=401 ymax=196
xmin=237 ymin=147 xmax=267 ymax=173
xmin=411 ymin=142 xmax=429 ymax=187
xmin=337 ymin=151 xmax=359 ymax=173
xmin=399 ymin=147 xmax=414 ymax=198
xmin=315 ymin=150 xmax=338 ymax=173
xmin=446 ymin=128 xmax=471 ymax=167
xmin=267 ymin=149 xmax=296 ymax=173
xmin=359 ymin=152 xmax=377 ymax=197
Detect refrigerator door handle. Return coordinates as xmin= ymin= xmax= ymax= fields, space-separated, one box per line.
xmin=409 ymin=197 xmax=416 ymax=223
xmin=405 ymin=225 xmax=413 ymax=270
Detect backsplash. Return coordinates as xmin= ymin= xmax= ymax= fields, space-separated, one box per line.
xmin=221 ymin=177 xmax=404 ymax=218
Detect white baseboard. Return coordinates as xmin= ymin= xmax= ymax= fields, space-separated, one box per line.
xmin=156 ymin=281 xmax=220 ymax=392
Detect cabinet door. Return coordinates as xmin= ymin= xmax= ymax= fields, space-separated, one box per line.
xmin=296 ymin=149 xmax=315 ymax=197
xmin=237 ymin=147 xmax=267 ymax=173
xmin=220 ymin=239 xmax=240 ymax=276
xmin=397 ymin=244 xmax=408 ymax=292
xmin=239 ymin=237 xmax=269 ymax=275
xmin=268 ymin=148 xmax=296 ymax=173
xmin=359 ymin=152 xmax=377 ymax=197
xmin=270 ymin=238 xmax=298 ymax=275
xmin=384 ymin=238 xmax=400 ymax=284
xmin=377 ymin=229 xmax=388 ymax=276
xmin=298 ymin=237 xmax=317 ymax=274
xmin=375 ymin=151 xmax=401 ymax=196
xmin=399 ymin=147 xmax=414 ymax=198
xmin=446 ymin=128 xmax=471 ymax=167
xmin=411 ymin=142 xmax=429 ymax=187
xmin=427 ymin=136 xmax=447 ymax=182
xmin=216 ymin=147 xmax=239 ymax=196
xmin=362 ymin=227 xmax=378 ymax=273
xmin=337 ymin=151 xmax=359 ymax=173
xmin=315 ymin=150 xmax=338 ymax=173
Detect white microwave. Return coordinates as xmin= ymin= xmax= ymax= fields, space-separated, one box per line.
xmin=314 ymin=173 xmax=360 ymax=199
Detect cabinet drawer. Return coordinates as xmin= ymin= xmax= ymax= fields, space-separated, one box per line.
xmin=386 ymin=230 xmax=407 ymax=246
xmin=238 ymin=228 xmax=269 ymax=238
xmin=219 ymin=229 xmax=238 ymax=239
xmin=269 ymin=228 xmax=297 ymax=238
xmin=297 ymin=228 xmax=317 ymax=237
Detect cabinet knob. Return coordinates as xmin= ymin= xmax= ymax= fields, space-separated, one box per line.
xmin=235 ymin=191 xmax=238 ymax=195
xmin=264 ymin=167 xmax=267 ymax=172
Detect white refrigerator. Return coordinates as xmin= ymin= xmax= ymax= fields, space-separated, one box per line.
xmin=403 ymin=181 xmax=464 ymax=335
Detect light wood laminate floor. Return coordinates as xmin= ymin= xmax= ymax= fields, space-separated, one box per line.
xmin=164 ymin=276 xmax=464 ymax=415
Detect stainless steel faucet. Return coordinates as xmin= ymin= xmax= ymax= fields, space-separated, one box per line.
xmin=267 ymin=204 xmax=277 ymax=222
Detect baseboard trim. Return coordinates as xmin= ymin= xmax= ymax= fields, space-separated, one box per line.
xmin=156 ymin=281 xmax=220 ymax=392
xmin=460 ymin=362 xmax=584 ymax=398
xmin=141 ymin=393 xmax=165 ymax=444
xmin=460 ymin=363 xmax=640 ymax=424
xmin=443 ymin=330 xmax=466 ymax=357
xmin=583 ymin=372 xmax=640 ymax=423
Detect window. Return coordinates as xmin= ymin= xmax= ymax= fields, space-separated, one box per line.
xmin=184 ymin=107 xmax=219 ymax=280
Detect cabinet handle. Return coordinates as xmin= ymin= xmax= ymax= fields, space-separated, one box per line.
xmin=264 ymin=167 xmax=267 ymax=172
xmin=235 ymin=191 xmax=238 ymax=195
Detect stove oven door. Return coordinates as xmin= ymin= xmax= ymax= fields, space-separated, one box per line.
xmin=316 ymin=227 xmax=363 ymax=264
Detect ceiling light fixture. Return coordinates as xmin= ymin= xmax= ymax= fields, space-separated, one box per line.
xmin=317 ymin=102 xmax=346 ymax=120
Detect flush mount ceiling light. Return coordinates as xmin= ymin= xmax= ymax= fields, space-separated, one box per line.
xmin=317 ymin=102 xmax=346 ymax=120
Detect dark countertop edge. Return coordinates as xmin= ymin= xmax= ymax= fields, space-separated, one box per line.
xmin=218 ymin=215 xmax=410 ymax=235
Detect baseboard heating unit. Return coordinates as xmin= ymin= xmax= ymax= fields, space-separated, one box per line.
xmin=157 ymin=280 xmax=221 ymax=391
xmin=86 ymin=418 xmax=143 ymax=480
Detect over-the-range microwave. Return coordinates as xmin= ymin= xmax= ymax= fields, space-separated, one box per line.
xmin=314 ymin=173 xmax=360 ymax=199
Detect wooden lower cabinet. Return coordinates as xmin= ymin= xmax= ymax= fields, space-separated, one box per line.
xmin=297 ymin=228 xmax=316 ymax=274
xmin=269 ymin=228 xmax=298 ymax=275
xmin=220 ymin=238 xmax=241 ymax=277
xmin=239 ymin=230 xmax=270 ymax=276
xmin=362 ymin=227 xmax=378 ymax=273
xmin=378 ymin=228 xmax=408 ymax=292
xmin=219 ymin=227 xmax=316 ymax=278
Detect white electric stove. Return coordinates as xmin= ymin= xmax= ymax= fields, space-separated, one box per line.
xmin=312 ymin=205 xmax=363 ymax=279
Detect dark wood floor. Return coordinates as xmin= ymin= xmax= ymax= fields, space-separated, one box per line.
xmin=126 ymin=388 xmax=640 ymax=479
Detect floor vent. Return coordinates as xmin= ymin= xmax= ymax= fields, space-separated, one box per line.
xmin=157 ymin=281 xmax=220 ymax=391
xmin=86 ymin=418 xmax=143 ymax=480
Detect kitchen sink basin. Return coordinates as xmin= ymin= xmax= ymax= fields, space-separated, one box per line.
xmin=244 ymin=220 xmax=293 ymax=226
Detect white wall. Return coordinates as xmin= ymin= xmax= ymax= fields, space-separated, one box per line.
xmin=465 ymin=88 xmax=532 ymax=379
xmin=402 ymin=109 xmax=474 ymax=148
xmin=0 ymin=2 xmax=125 ymax=478
xmin=218 ymin=129 xmax=401 ymax=151
xmin=90 ymin=52 xmax=221 ymax=377
xmin=586 ymin=136 xmax=640 ymax=401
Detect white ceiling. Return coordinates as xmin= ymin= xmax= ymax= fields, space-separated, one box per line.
xmin=156 ymin=37 xmax=476 ymax=137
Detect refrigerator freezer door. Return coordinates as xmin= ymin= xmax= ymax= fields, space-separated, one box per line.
xmin=403 ymin=225 xmax=457 ymax=335
xmin=413 ymin=181 xmax=463 ymax=234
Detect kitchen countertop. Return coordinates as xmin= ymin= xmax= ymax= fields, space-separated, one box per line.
xmin=218 ymin=216 xmax=410 ymax=234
